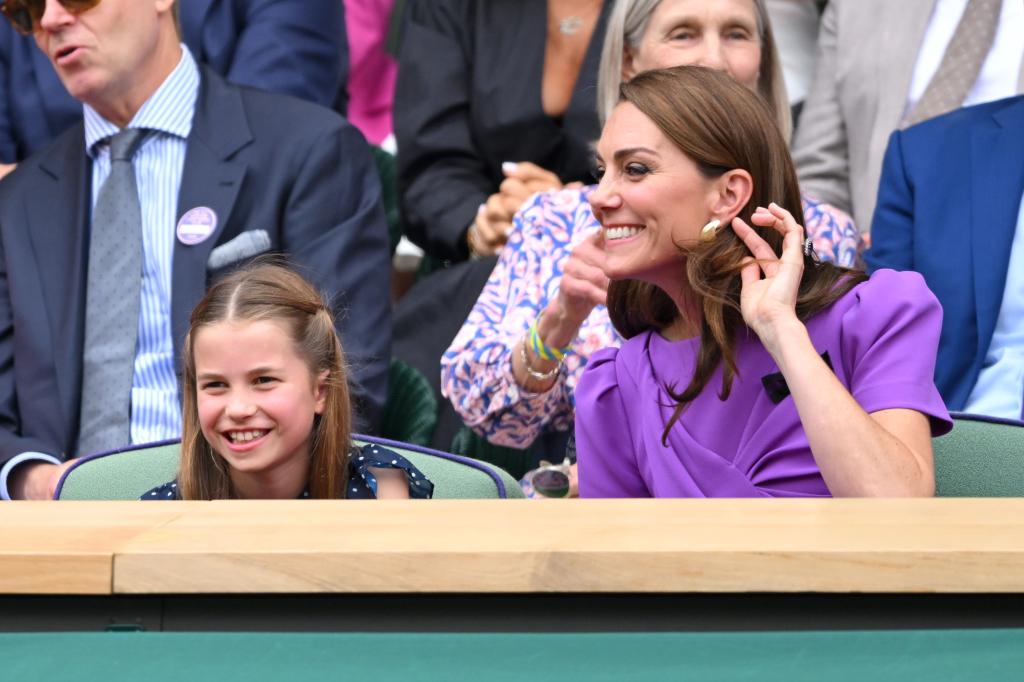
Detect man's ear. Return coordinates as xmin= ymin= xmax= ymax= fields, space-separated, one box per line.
xmin=709 ymin=169 xmax=753 ymax=223
xmin=313 ymin=370 xmax=330 ymax=415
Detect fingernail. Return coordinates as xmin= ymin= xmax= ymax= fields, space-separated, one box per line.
xmin=501 ymin=161 xmax=518 ymax=174
xmin=478 ymin=204 xmax=486 ymax=214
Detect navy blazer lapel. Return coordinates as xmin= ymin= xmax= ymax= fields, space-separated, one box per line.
xmin=171 ymin=68 xmax=252 ymax=370
xmin=970 ymin=98 xmax=1024 ymax=366
xmin=27 ymin=127 xmax=91 ymax=434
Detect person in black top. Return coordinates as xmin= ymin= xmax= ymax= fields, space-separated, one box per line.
xmin=392 ymin=0 xmax=612 ymax=452
xmin=395 ymin=0 xmax=612 ymax=262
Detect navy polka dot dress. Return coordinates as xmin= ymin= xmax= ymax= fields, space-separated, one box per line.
xmin=140 ymin=444 xmax=434 ymax=500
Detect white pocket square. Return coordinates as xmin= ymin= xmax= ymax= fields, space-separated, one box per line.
xmin=206 ymin=230 xmax=272 ymax=271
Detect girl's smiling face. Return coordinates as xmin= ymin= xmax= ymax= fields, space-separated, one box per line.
xmin=193 ymin=319 xmax=327 ymax=496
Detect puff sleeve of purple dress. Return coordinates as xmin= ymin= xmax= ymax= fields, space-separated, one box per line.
xmin=574 ymin=270 xmax=953 ymax=498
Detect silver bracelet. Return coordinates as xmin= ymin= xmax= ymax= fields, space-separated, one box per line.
xmin=519 ymin=336 xmax=560 ymax=382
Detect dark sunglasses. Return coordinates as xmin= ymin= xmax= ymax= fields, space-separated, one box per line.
xmin=525 ymin=457 xmax=574 ymax=498
xmin=1 ymin=0 xmax=100 ymax=35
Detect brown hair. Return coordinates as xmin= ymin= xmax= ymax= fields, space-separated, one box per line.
xmin=604 ymin=66 xmax=866 ymax=441
xmin=178 ymin=261 xmax=352 ymax=499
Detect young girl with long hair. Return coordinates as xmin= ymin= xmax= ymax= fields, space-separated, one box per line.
xmin=143 ymin=263 xmax=433 ymax=500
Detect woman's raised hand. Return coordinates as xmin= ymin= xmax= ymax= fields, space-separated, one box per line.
xmin=733 ymin=203 xmax=806 ymax=354
xmin=514 ymin=231 xmax=607 ymax=390
xmin=553 ymin=231 xmax=609 ymax=328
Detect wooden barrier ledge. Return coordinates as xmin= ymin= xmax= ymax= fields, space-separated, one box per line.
xmin=0 ymin=503 xmax=182 ymax=595
xmin=104 ymin=498 xmax=1024 ymax=595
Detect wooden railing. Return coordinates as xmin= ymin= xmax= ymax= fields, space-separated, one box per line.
xmin=3 ymin=498 xmax=1024 ymax=595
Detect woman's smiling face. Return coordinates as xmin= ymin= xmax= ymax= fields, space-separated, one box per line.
xmin=624 ymin=0 xmax=762 ymax=91
xmin=589 ymin=101 xmax=720 ymax=293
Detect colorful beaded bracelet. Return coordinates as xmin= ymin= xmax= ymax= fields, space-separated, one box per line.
xmin=529 ymin=314 xmax=572 ymax=362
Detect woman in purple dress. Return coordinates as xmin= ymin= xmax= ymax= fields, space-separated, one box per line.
xmin=575 ymin=66 xmax=951 ymax=498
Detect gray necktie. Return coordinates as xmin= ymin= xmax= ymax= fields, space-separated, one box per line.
xmin=903 ymin=0 xmax=1002 ymax=128
xmin=77 ymin=128 xmax=147 ymax=455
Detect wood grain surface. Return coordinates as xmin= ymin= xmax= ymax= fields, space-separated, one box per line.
xmin=4 ymin=499 xmax=1024 ymax=595
xmin=0 ymin=503 xmax=180 ymax=594
xmin=112 ymin=499 xmax=1024 ymax=594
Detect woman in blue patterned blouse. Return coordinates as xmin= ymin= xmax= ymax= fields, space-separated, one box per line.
xmin=442 ymin=0 xmax=864 ymax=468
xmin=143 ymin=263 xmax=432 ymax=501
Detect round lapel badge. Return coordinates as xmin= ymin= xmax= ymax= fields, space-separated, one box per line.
xmin=176 ymin=206 xmax=218 ymax=246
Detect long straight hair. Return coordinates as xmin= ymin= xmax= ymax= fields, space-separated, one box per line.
xmin=596 ymin=0 xmax=790 ymax=140
xmin=178 ymin=262 xmax=352 ymax=499
xmin=604 ymin=66 xmax=866 ymax=441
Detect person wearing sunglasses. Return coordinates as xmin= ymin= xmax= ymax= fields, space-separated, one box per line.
xmin=0 ymin=0 xmax=348 ymax=172
xmin=0 ymin=0 xmax=392 ymax=500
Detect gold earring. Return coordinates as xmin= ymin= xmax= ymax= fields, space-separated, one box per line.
xmin=700 ymin=219 xmax=721 ymax=241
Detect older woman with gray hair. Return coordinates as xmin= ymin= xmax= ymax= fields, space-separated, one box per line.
xmin=441 ymin=0 xmax=862 ymax=488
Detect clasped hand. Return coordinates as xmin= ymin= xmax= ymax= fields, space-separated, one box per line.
xmin=733 ymin=203 xmax=807 ymax=355
xmin=469 ymin=162 xmax=570 ymax=256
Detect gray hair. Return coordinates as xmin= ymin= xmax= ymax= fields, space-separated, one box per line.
xmin=596 ymin=0 xmax=791 ymax=141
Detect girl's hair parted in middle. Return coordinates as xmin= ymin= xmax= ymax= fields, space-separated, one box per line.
xmin=177 ymin=261 xmax=353 ymax=500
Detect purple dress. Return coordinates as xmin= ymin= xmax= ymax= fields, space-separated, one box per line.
xmin=575 ymin=270 xmax=953 ymax=498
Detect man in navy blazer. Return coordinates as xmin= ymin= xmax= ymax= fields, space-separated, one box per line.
xmin=0 ymin=0 xmax=347 ymax=163
xmin=866 ymin=96 xmax=1024 ymax=418
xmin=0 ymin=0 xmax=389 ymax=498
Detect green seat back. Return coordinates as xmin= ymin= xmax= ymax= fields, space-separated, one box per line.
xmin=55 ymin=438 xmax=524 ymax=500
xmin=934 ymin=413 xmax=1024 ymax=497
xmin=380 ymin=358 xmax=437 ymax=447
xmin=58 ymin=441 xmax=182 ymax=501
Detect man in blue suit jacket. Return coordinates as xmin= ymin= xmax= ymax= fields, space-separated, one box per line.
xmin=0 ymin=0 xmax=388 ymax=498
xmin=866 ymin=96 xmax=1024 ymax=418
xmin=0 ymin=0 xmax=347 ymax=163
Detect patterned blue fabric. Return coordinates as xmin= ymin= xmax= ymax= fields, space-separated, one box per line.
xmin=140 ymin=444 xmax=435 ymax=499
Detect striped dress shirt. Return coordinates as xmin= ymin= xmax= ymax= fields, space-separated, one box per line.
xmin=84 ymin=46 xmax=199 ymax=446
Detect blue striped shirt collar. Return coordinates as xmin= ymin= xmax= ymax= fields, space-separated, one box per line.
xmin=84 ymin=45 xmax=200 ymax=158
